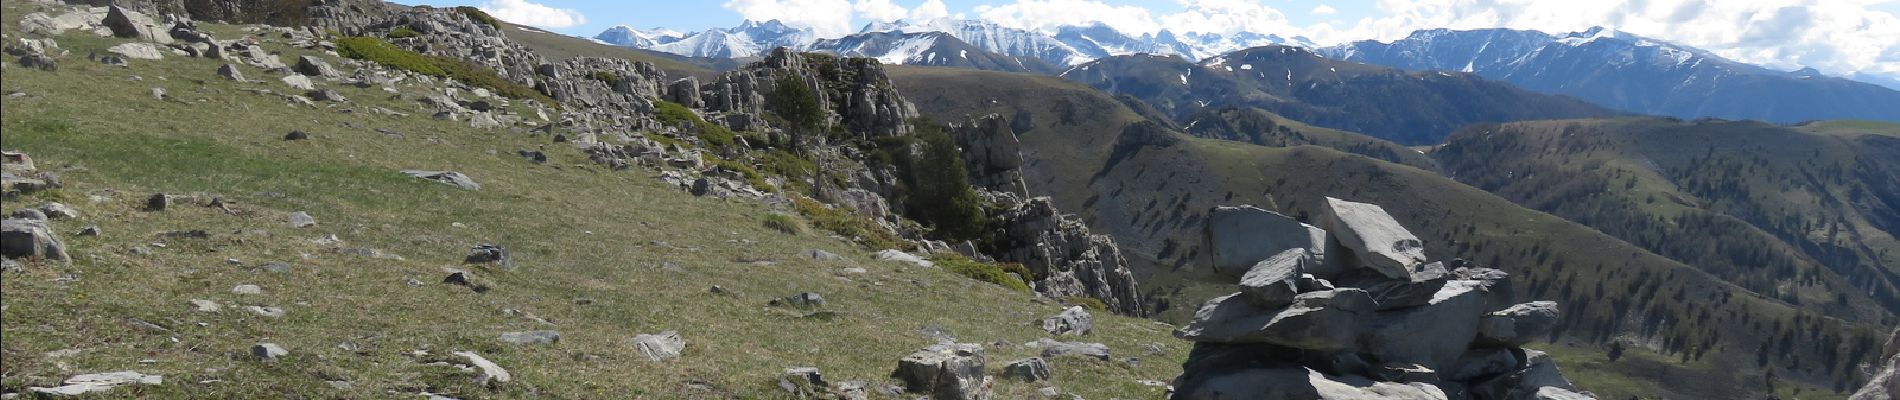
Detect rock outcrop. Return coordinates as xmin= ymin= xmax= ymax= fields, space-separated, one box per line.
xmin=1174 ymin=200 xmax=1590 ymax=400
xmin=948 ymin=114 xmax=1028 ymax=197
xmin=894 ymin=343 xmax=991 ymax=400
xmin=1852 ymin=329 xmax=1900 ymax=400
xmin=987 ymin=193 xmax=1143 ymax=315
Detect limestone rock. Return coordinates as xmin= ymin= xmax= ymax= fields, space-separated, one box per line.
xmin=293 ymin=55 xmax=339 ymax=77
xmin=1206 ymin=205 xmax=1330 ymax=277
xmin=2 ymin=217 xmax=69 ymax=262
xmin=770 ymin=292 xmax=827 ymax=309
xmin=1040 ymin=306 xmax=1092 ymax=336
xmin=988 ymin=195 xmax=1142 ymax=315
xmin=1362 ymin=280 xmax=1489 ymax=371
xmin=102 ymin=6 xmax=170 ymax=44
xmin=893 ymin=343 xmax=990 ymax=400
xmin=453 ymin=351 xmax=511 ymax=388
xmin=252 ymin=343 xmax=288 ymax=361
xmin=1475 ymin=301 xmax=1560 ymax=347
xmin=1320 ymin=197 xmax=1428 ymax=280
xmin=875 ymin=249 xmax=934 ymax=268
xmin=632 ymin=331 xmax=685 ymax=361
xmin=281 ymin=74 xmax=315 ymax=90
xmin=1033 ymin=338 xmax=1110 ymax=360
xmin=1468 ymin=349 xmax=1582 ymax=400
xmin=1175 ymin=289 xmax=1374 ymax=351
xmin=1176 ymin=367 xmax=1447 ymax=400
xmin=1239 ymin=249 xmax=1307 ymax=309
xmin=464 ymin=244 xmax=511 ymax=269
xmin=1851 ymin=329 xmax=1900 ymax=400
xmin=38 ymin=202 xmax=76 ymax=219
xmin=780 ymin=367 xmax=828 ymax=396
xmin=1002 ymin=357 xmax=1050 ymax=382
xmin=288 ymin=211 xmax=317 ymax=228
xmin=107 ymin=43 xmax=163 ymax=60
xmin=402 ymin=170 xmax=480 ymax=190
xmin=28 ymin=371 xmax=163 ymax=396
xmin=498 ymin=330 xmax=560 ymax=345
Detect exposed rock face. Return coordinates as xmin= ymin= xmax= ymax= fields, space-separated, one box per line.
xmin=893 ymin=343 xmax=991 ymax=400
xmin=948 ymin=114 xmax=1028 ymax=196
xmin=698 ymin=48 xmax=918 ymax=141
xmin=1206 ymin=206 xmax=1330 ymax=277
xmin=2 ymin=217 xmax=70 ymax=262
xmin=1851 ymin=329 xmax=1900 ymax=400
xmin=1041 ymin=306 xmax=1093 ymax=336
xmin=632 ymin=331 xmax=685 ymax=361
xmin=988 ymin=194 xmax=1142 ymax=315
xmin=1173 ymin=199 xmax=1587 ymax=400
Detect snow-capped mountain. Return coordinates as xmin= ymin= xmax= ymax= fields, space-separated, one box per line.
xmin=594 ymin=19 xmax=815 ymax=59
xmin=596 ymin=18 xmax=1312 ymax=67
xmin=593 ymin=25 xmax=681 ymax=49
xmin=1319 ymin=27 xmax=1900 ymax=123
xmin=804 ymin=31 xmax=1057 ymax=73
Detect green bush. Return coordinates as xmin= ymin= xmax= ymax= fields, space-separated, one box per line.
xmin=711 ymin=159 xmax=775 ymax=193
xmin=903 ymin=121 xmax=990 ymax=241
xmin=790 ymin=196 xmax=909 ymax=250
xmin=937 ymin=257 xmax=1030 ymax=292
xmin=335 ymin=36 xmax=554 ymax=107
xmin=454 ymin=6 xmax=502 ymax=29
xmin=1062 ymin=296 xmax=1108 ymax=312
xmin=770 ymin=75 xmax=827 ymax=147
xmin=588 ymin=71 xmax=621 ymax=86
xmin=654 ymin=100 xmax=737 ymax=149
xmin=762 ymin=213 xmax=806 ymax=235
xmin=385 ymin=26 xmax=420 ymax=39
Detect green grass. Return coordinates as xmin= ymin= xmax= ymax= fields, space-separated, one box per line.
xmin=0 ymin=10 xmax=1185 ymax=398
xmin=789 ymin=196 xmax=909 ymax=251
xmin=453 ymin=6 xmax=501 ymax=29
xmin=335 ymin=36 xmax=554 ymax=106
xmin=937 ymin=257 xmax=1031 ymax=293
xmin=654 ymin=100 xmax=738 ymax=149
xmin=762 ymin=212 xmax=808 ymax=235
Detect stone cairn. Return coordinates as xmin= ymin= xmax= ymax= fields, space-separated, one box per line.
xmin=1172 ymin=197 xmax=1594 ymax=400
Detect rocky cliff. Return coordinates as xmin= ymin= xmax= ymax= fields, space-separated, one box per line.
xmin=1175 ymin=199 xmax=1591 ymax=400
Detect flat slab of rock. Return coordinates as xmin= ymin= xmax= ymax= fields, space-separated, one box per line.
xmin=1003 ymin=357 xmax=1050 ymax=382
xmin=29 ymin=371 xmax=163 ymax=396
xmin=1476 ymin=301 xmax=1560 ymax=347
xmin=498 ymin=330 xmax=560 ymax=345
xmin=632 ymin=331 xmax=684 ymax=361
xmin=1363 ymin=280 xmax=1490 ymax=371
xmin=402 ymin=170 xmax=481 ymax=190
xmin=1205 ymin=205 xmax=1329 ymax=277
xmin=1033 ymin=338 xmax=1110 ymax=360
xmin=1321 ymin=197 xmax=1428 ymax=280
xmin=894 ymin=343 xmax=989 ymax=400
xmin=1175 ymin=289 xmax=1375 ymax=351
xmin=1179 ymin=367 xmax=1447 ymax=400
xmin=1238 ymin=249 xmax=1307 ymax=308
xmin=875 ymin=249 xmax=934 ymax=268
xmin=453 ymin=351 xmax=511 ymax=388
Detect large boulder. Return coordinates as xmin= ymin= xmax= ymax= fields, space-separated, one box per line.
xmin=2 ymin=217 xmax=69 ymax=262
xmin=453 ymin=351 xmax=511 ymax=388
xmin=101 ymin=6 xmax=170 ymax=44
xmin=893 ymin=343 xmax=990 ymax=400
xmin=1205 ymin=206 xmax=1330 ymax=277
xmin=1320 ymin=197 xmax=1428 ymax=280
xmin=106 ymin=43 xmax=164 ymax=60
xmin=293 ymin=55 xmax=339 ymax=77
xmin=1239 ymin=249 xmax=1308 ymax=308
xmin=1175 ymin=289 xmax=1375 ymax=351
xmin=1475 ymin=301 xmax=1560 ymax=347
xmin=1176 ymin=367 xmax=1448 ymax=400
xmin=631 ymin=331 xmax=685 ymax=361
xmin=1040 ymin=306 xmax=1092 ymax=336
xmin=1361 ymin=280 xmax=1489 ymax=370
xmin=1468 ymin=349 xmax=1581 ymax=400
xmin=1337 ymin=261 xmax=1450 ymax=310
xmin=1033 ymin=338 xmax=1110 ymax=360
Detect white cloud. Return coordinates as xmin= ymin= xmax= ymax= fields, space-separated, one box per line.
xmin=1312 ymin=4 xmax=1338 ymax=15
xmin=854 ymin=0 xmax=909 ymax=22
xmin=477 ymin=0 xmax=586 ymax=29
xmin=911 ymin=0 xmax=951 ymax=20
xmin=723 ymin=0 xmax=856 ymax=36
xmin=975 ymin=0 xmax=1161 ymax=33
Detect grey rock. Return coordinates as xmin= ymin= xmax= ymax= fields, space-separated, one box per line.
xmin=453 ymin=351 xmax=511 ymax=388
xmin=1339 ymin=262 xmax=1450 ymax=311
xmin=464 ymin=244 xmax=511 ymax=269
xmin=1205 ymin=205 xmax=1330 ymax=277
xmin=779 ymin=367 xmax=828 ymax=396
xmin=217 ymin=64 xmax=244 ymax=80
xmin=1446 ymin=347 xmax=1520 ymax=382
xmin=1176 ymin=367 xmax=1447 ymax=400
xmin=893 ymin=343 xmax=990 ymax=400
xmin=632 ymin=331 xmax=685 ymax=361
xmin=1475 ymin=301 xmax=1560 ymax=347
xmin=1003 ymin=357 xmax=1050 ymax=382
xmin=293 ymin=55 xmax=339 ymax=77
xmin=245 ymin=306 xmax=286 ymax=318
xmin=10 ymin=209 xmax=46 ymax=221
xmin=498 ymin=330 xmax=560 ymax=345
xmin=281 ymin=74 xmax=315 ymax=91
xmin=307 ymin=89 xmax=345 ymax=102
xmin=107 ymin=43 xmax=164 ymax=60
xmin=1174 ymin=289 xmax=1375 ymax=351
xmin=27 ymin=371 xmax=163 ymax=396
xmin=1034 ymin=338 xmax=1109 ymax=361
xmin=149 ymin=87 xmax=166 ymax=100
xmin=1041 ymin=306 xmax=1092 ymax=336
xmin=288 ymin=211 xmax=316 ymax=227
xmin=1239 ymin=249 xmax=1307 ymax=308
xmin=1320 ymin=197 xmax=1428 ymax=280
xmin=102 ymin=6 xmax=169 ymax=44
xmin=1533 ymin=386 xmax=1595 ymax=400
xmin=770 ymin=292 xmax=826 ymax=308
xmin=1855 ymin=330 xmax=1900 ymax=400
xmin=17 ymin=52 xmax=57 ymax=71
xmin=2 ymin=217 xmax=69 ymax=262
xmin=99 ymin=55 xmax=130 ymax=67
xmin=800 ymin=248 xmax=846 ymax=261
xmin=231 ymin=284 xmax=262 ymax=295
xmin=189 ymin=299 xmax=221 ymax=312
xmin=401 ymin=170 xmax=481 ymax=190
xmin=38 ymin=202 xmax=76 ymax=219
xmin=1469 ymin=349 xmax=1581 ymax=400
xmin=252 ymin=343 xmax=288 ymax=361
xmin=77 ymin=225 xmax=100 ymax=236
xmin=875 ymin=249 xmax=934 ymax=267
xmin=1362 ymin=280 xmax=1489 ymax=371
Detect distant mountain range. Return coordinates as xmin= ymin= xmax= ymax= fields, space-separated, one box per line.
xmin=1318 ymin=27 xmax=1900 ymax=123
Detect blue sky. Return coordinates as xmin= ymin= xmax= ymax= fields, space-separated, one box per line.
xmin=401 ymin=0 xmax=1900 ymax=81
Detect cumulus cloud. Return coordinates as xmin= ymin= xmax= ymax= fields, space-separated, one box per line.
xmin=723 ymin=0 xmax=856 ymax=36
xmin=1312 ymin=4 xmax=1338 ymax=15
xmin=477 ymin=0 xmax=586 ymax=28
xmin=854 ymin=0 xmax=910 ymax=22
xmin=911 ymin=0 xmax=951 ymax=20
xmin=975 ymin=0 xmax=1161 ymax=33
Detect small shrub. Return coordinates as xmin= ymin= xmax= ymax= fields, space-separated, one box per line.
xmin=712 ymin=159 xmax=775 ymax=193
xmin=790 ymin=196 xmax=909 ymax=250
xmin=654 ymin=100 xmax=737 ymax=149
xmin=385 ymin=26 xmax=420 ymax=39
xmin=454 ymin=6 xmax=502 ymax=29
xmin=588 ymin=71 xmax=621 ymax=86
xmin=938 ymin=257 xmax=1031 ymax=292
xmin=1063 ymin=296 xmax=1109 ymax=312
xmin=763 ymin=213 xmax=806 ymax=235
xmin=999 ymin=263 xmax=1033 ymax=282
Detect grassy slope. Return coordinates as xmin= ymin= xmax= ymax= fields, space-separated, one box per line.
xmin=1180 ymin=106 xmax=1440 ymax=171
xmin=0 ymin=9 xmax=1184 ymax=399
xmin=501 ymin=23 xmax=725 ymax=80
xmin=888 ymin=65 xmax=1877 ymax=399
